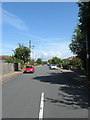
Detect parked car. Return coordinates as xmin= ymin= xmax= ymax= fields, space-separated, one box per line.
xmin=23 ymin=65 xmax=35 ymax=73
xmin=49 ymin=64 xmax=58 ymax=70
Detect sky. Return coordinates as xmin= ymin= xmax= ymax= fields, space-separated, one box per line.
xmin=1 ymin=2 xmax=79 ymax=60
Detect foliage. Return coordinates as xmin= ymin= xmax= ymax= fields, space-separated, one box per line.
xmin=70 ymin=57 xmax=83 ymax=70
xmin=48 ymin=57 xmax=62 ymax=65
xmin=5 ymin=56 xmax=14 ymax=63
xmin=13 ymin=43 xmax=30 ymax=64
xmin=30 ymin=59 xmax=34 ymax=65
xmin=69 ymin=2 xmax=90 ymax=69
xmin=42 ymin=61 xmax=47 ymax=64
xmin=36 ymin=58 xmax=42 ymax=64
xmin=62 ymin=62 xmax=68 ymax=69
xmin=69 ymin=26 xmax=86 ymax=69
xmin=15 ymin=58 xmax=24 ymax=69
xmin=5 ymin=56 xmax=24 ymax=69
xmin=77 ymin=2 xmax=90 ymax=34
xmin=25 ymin=63 xmax=29 ymax=67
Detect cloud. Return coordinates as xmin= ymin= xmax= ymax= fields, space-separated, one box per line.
xmin=31 ymin=51 xmax=36 ymax=59
xmin=2 ymin=9 xmax=28 ymax=31
xmin=42 ymin=51 xmax=48 ymax=57
xmin=41 ymin=50 xmax=62 ymax=60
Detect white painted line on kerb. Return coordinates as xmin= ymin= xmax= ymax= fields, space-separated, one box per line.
xmin=39 ymin=92 xmax=44 ymax=120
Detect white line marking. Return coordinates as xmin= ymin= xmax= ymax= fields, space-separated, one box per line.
xmin=39 ymin=92 xmax=44 ymax=120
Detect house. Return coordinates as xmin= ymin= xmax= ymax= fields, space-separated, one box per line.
xmin=0 ymin=55 xmax=9 ymax=62
xmin=63 ymin=56 xmax=76 ymax=64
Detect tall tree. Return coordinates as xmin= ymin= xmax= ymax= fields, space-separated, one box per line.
xmin=69 ymin=26 xmax=86 ymax=69
xmin=48 ymin=57 xmax=62 ymax=64
xmin=13 ymin=43 xmax=30 ymax=64
xmin=69 ymin=2 xmax=90 ymax=70
xmin=36 ymin=58 xmax=42 ymax=64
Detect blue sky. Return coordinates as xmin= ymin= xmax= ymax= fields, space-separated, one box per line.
xmin=1 ymin=2 xmax=79 ymax=60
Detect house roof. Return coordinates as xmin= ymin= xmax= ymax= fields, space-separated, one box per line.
xmin=63 ymin=56 xmax=76 ymax=62
xmin=0 ymin=55 xmax=9 ymax=60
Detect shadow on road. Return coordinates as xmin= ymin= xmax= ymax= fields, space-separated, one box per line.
xmin=33 ymin=71 xmax=88 ymax=109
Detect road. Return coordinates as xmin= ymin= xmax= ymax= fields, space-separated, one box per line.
xmin=2 ymin=65 xmax=88 ymax=118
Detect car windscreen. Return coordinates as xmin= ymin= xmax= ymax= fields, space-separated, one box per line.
xmin=51 ymin=64 xmax=56 ymax=66
xmin=26 ymin=66 xmax=32 ymax=68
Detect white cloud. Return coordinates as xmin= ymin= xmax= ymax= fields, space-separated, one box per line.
xmin=2 ymin=9 xmax=28 ymax=31
xmin=42 ymin=51 xmax=48 ymax=57
xmin=41 ymin=50 xmax=62 ymax=60
xmin=31 ymin=51 xmax=36 ymax=59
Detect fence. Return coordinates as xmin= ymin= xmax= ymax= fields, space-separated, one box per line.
xmin=0 ymin=62 xmax=21 ymax=74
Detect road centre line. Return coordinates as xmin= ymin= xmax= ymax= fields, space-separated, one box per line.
xmin=39 ymin=92 xmax=44 ymax=120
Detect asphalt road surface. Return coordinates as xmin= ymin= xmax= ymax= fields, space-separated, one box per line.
xmin=2 ymin=65 xmax=88 ymax=118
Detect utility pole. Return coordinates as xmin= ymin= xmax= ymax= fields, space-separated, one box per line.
xmin=29 ymin=40 xmax=35 ymax=64
xmin=32 ymin=46 xmax=35 ymax=60
xmin=86 ymin=32 xmax=89 ymax=82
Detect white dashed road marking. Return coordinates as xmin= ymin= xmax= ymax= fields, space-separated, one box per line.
xmin=39 ymin=93 xmax=44 ymax=120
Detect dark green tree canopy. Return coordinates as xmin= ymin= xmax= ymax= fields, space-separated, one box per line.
xmin=69 ymin=2 xmax=90 ymax=69
xmin=36 ymin=58 xmax=42 ymax=64
xmin=77 ymin=2 xmax=90 ymax=34
xmin=48 ymin=57 xmax=62 ymax=64
xmin=5 ymin=56 xmax=14 ymax=63
xmin=13 ymin=43 xmax=30 ymax=63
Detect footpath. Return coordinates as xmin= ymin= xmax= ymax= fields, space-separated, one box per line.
xmin=1 ymin=70 xmax=23 ymax=82
xmin=1 ymin=65 xmax=42 ymax=83
xmin=58 ymin=67 xmax=87 ymax=84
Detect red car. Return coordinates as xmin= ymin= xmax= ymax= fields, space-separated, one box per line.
xmin=23 ymin=65 xmax=35 ymax=73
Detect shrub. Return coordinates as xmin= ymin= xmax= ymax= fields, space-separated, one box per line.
xmin=5 ymin=56 xmax=14 ymax=63
xmin=62 ymin=62 xmax=68 ymax=69
xmin=70 ymin=57 xmax=83 ymax=70
xmin=15 ymin=59 xmax=24 ymax=69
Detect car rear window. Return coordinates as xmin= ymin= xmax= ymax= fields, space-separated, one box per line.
xmin=26 ymin=66 xmax=32 ymax=68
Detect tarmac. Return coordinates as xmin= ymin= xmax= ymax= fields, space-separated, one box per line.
xmin=1 ymin=66 xmax=87 ymax=84
xmin=1 ymin=65 xmax=42 ymax=83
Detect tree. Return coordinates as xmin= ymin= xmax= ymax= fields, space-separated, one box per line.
xmin=13 ymin=43 xmax=30 ymax=64
xmin=69 ymin=2 xmax=90 ymax=69
xmin=62 ymin=61 xmax=68 ymax=69
xmin=42 ymin=61 xmax=47 ymax=64
xmin=5 ymin=56 xmax=14 ymax=63
xmin=69 ymin=26 xmax=86 ymax=69
xmin=70 ymin=57 xmax=83 ymax=70
xmin=48 ymin=57 xmax=62 ymax=65
xmin=36 ymin=58 xmax=42 ymax=64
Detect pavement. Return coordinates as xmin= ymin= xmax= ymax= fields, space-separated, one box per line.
xmin=58 ymin=67 xmax=87 ymax=83
xmin=1 ymin=65 xmax=42 ymax=83
xmin=1 ymin=70 xmax=23 ymax=82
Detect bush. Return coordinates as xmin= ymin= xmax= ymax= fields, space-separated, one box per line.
xmin=15 ymin=59 xmax=24 ymax=69
xmin=5 ymin=56 xmax=14 ymax=63
xmin=62 ymin=62 xmax=68 ymax=69
xmin=70 ymin=57 xmax=83 ymax=70
xmin=30 ymin=60 xmax=34 ymax=65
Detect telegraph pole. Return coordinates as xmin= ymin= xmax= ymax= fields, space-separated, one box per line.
xmin=86 ymin=32 xmax=89 ymax=83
